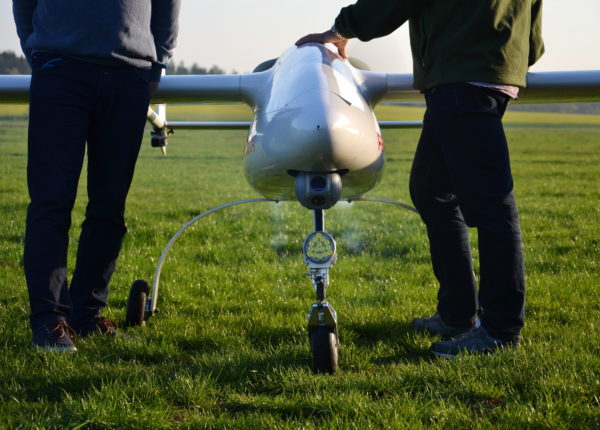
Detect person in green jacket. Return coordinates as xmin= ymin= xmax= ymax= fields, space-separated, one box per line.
xmin=297 ymin=0 xmax=544 ymax=358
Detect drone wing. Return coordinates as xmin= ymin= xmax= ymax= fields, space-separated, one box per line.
xmin=0 ymin=73 xmax=262 ymax=105
xmin=0 ymin=72 xmax=267 ymax=134
xmin=151 ymin=74 xmax=250 ymax=104
xmin=349 ymin=69 xmax=600 ymax=129
xmin=379 ymin=70 xmax=600 ymax=104
xmin=0 ymin=75 xmax=30 ymax=104
xmin=3 ymin=66 xmax=600 ymax=105
xmin=2 ymin=67 xmax=599 ymax=133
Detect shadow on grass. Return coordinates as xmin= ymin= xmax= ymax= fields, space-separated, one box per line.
xmin=99 ymin=326 xmax=309 ymax=382
xmin=344 ymin=319 xmax=435 ymax=364
xmin=89 ymin=319 xmax=432 ymax=384
xmin=373 ymin=350 xmax=435 ymax=366
xmin=7 ymin=373 xmax=106 ymax=403
xmin=217 ymin=397 xmax=333 ymax=421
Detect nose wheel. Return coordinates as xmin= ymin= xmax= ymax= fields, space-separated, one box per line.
xmin=304 ymin=210 xmax=339 ymax=374
xmin=309 ymin=326 xmax=338 ymax=374
xmin=125 ymin=279 xmax=151 ymax=327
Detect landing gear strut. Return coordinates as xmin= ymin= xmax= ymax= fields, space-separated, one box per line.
xmin=304 ymin=209 xmax=339 ymax=374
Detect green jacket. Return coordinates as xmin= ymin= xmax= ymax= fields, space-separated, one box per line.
xmin=334 ymin=0 xmax=545 ymax=90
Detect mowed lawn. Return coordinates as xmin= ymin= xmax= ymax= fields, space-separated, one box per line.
xmin=0 ymin=104 xmax=598 ymax=428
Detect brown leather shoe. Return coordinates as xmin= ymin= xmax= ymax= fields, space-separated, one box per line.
xmin=32 ymin=320 xmax=77 ymax=352
xmin=73 ymin=316 xmax=118 ymax=337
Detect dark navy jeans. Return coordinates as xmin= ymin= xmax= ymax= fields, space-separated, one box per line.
xmin=409 ymin=84 xmax=525 ymax=340
xmin=24 ymin=53 xmax=150 ymax=330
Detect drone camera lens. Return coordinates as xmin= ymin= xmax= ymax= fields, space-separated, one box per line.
xmin=310 ymin=176 xmax=327 ymax=191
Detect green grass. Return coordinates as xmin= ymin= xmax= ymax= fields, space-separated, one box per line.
xmin=0 ymin=106 xmax=599 ymax=428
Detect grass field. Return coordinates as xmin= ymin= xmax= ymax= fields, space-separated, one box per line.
xmin=0 ymin=105 xmax=599 ymax=428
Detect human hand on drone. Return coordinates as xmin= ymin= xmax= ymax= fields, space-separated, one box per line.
xmin=295 ymin=29 xmax=349 ymax=59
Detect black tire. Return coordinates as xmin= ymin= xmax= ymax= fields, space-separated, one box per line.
xmin=310 ymin=326 xmax=338 ymax=374
xmin=125 ymin=280 xmax=150 ymax=327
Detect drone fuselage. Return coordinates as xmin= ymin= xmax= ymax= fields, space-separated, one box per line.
xmin=243 ymin=45 xmax=385 ymax=202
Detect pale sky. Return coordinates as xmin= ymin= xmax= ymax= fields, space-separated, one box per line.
xmin=1 ymin=0 xmax=599 ymax=74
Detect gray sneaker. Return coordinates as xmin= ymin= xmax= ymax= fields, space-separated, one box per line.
xmin=412 ymin=313 xmax=473 ymax=338
xmin=430 ymin=326 xmax=520 ymax=358
xmin=32 ymin=320 xmax=77 ymax=352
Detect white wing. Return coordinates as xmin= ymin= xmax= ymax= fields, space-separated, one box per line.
xmin=0 ymin=73 xmax=260 ymax=105
xmin=3 ymin=69 xmax=599 ymax=134
xmin=2 ymin=67 xmax=599 ymax=133
xmin=0 ymin=75 xmax=30 ymax=104
xmin=380 ymin=70 xmax=600 ymax=104
xmin=4 ymin=70 xmax=600 ymax=105
xmin=0 ymin=72 xmax=264 ymax=131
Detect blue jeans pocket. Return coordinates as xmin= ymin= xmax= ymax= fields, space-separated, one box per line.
xmin=32 ymin=53 xmax=65 ymax=72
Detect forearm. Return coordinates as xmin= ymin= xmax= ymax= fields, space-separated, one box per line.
xmin=12 ymin=0 xmax=37 ymax=64
xmin=150 ymin=0 xmax=181 ymax=81
xmin=334 ymin=0 xmax=429 ymax=41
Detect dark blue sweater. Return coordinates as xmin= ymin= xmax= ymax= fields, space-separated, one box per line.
xmin=12 ymin=0 xmax=180 ymax=82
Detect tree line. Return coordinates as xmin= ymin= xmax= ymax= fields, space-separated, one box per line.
xmin=167 ymin=60 xmax=232 ymax=75
xmin=0 ymin=51 xmax=30 ymax=74
xmin=0 ymin=50 xmax=232 ymax=75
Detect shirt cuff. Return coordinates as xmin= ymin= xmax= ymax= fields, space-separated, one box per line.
xmin=330 ymin=24 xmax=343 ymax=39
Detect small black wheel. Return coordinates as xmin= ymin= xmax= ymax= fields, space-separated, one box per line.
xmin=310 ymin=326 xmax=338 ymax=374
xmin=125 ymin=280 xmax=150 ymax=327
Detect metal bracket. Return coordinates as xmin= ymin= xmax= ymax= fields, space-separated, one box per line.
xmin=307 ymin=302 xmax=337 ymax=329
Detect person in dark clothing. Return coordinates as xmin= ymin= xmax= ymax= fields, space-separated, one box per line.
xmin=297 ymin=0 xmax=544 ymax=357
xmin=13 ymin=0 xmax=181 ymax=351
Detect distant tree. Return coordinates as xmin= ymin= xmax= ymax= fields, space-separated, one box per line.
xmin=208 ymin=65 xmax=225 ymax=75
xmin=165 ymin=59 xmax=229 ymax=75
xmin=0 ymin=51 xmax=31 ymax=74
xmin=166 ymin=59 xmax=178 ymax=74
xmin=190 ymin=63 xmax=207 ymax=75
xmin=176 ymin=60 xmax=189 ymax=75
